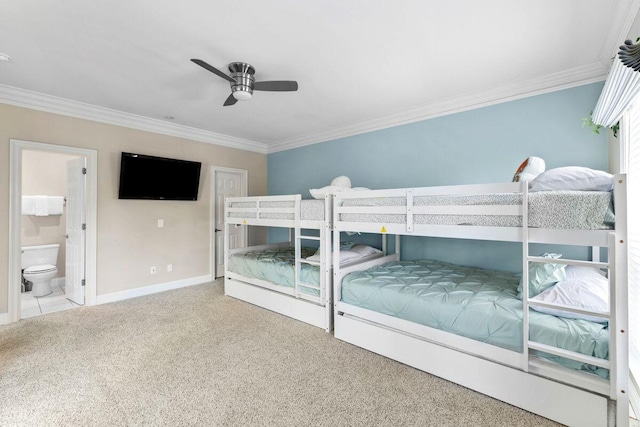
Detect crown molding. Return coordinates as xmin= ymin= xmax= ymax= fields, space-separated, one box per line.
xmin=267 ymin=63 xmax=608 ymax=154
xmin=0 ymin=84 xmax=267 ymax=154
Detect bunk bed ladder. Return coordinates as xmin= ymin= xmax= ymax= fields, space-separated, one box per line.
xmin=521 ymin=177 xmax=628 ymax=422
xmin=292 ymin=195 xmax=325 ymax=306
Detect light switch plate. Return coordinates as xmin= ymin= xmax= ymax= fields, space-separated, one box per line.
xmin=157 ymin=219 xmax=164 ymax=228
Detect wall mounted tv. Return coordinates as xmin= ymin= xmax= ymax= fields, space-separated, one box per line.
xmin=118 ymin=152 xmax=202 ymax=201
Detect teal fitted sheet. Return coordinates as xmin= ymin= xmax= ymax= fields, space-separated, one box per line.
xmin=341 ymin=259 xmax=609 ymax=378
xmin=227 ymin=247 xmax=320 ymax=296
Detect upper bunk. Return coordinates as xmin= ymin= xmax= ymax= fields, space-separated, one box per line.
xmin=225 ymin=194 xmax=332 ymax=230
xmin=333 ymin=174 xmax=626 ymax=247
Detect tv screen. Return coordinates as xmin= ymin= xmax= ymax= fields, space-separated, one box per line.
xmin=118 ymin=152 xmax=202 ymax=200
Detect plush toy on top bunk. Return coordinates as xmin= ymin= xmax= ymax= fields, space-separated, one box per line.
xmin=309 ymin=175 xmax=370 ymax=199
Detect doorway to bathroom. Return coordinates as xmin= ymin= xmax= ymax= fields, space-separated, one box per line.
xmin=8 ymin=140 xmax=97 ymax=323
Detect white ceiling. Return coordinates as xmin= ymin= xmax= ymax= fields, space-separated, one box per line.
xmin=0 ymin=0 xmax=637 ymax=153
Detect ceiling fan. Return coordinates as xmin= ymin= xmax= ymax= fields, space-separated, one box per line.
xmin=191 ymin=59 xmax=298 ymax=106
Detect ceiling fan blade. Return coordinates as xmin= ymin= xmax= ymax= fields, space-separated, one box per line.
xmin=253 ymin=81 xmax=298 ymax=92
xmin=191 ymin=59 xmax=237 ymax=84
xmin=223 ymin=93 xmax=238 ymax=106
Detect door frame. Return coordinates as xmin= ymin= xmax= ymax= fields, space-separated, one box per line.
xmin=210 ymin=166 xmax=248 ymax=278
xmin=8 ymin=139 xmax=98 ymax=323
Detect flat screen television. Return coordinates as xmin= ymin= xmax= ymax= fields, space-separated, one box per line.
xmin=118 ymin=152 xmax=202 ymax=200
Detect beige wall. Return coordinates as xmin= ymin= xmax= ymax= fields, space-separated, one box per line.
xmin=22 ymin=150 xmax=81 ymax=278
xmin=0 ymin=103 xmax=267 ymax=314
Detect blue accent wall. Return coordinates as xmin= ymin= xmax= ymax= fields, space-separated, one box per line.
xmin=267 ymin=82 xmax=609 ymax=272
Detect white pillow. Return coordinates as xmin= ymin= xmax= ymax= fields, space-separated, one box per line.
xmin=565 ymin=265 xmax=606 ymax=280
xmin=530 ymin=276 xmax=609 ymax=323
xmin=309 ymin=185 xmax=348 ymax=199
xmin=529 ymin=167 xmax=613 ymax=192
xmin=349 ymin=244 xmax=383 ymax=257
xmin=306 ymin=249 xmax=360 ymax=263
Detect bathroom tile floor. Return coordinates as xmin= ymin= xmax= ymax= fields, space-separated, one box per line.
xmin=21 ymin=284 xmax=81 ymax=318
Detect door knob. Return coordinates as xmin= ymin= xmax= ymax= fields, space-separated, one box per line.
xmin=65 ymin=234 xmax=69 ymax=239
xmin=215 ymin=228 xmax=221 ymax=232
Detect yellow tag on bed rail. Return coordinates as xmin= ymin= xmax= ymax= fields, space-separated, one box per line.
xmin=381 ymin=226 xmax=387 ymax=233
xmin=243 ymin=220 xmax=246 ymax=224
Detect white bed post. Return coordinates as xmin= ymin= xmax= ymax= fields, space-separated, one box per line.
xmin=521 ymin=180 xmax=530 ymax=372
xmin=293 ymin=195 xmax=301 ymax=298
xmin=323 ymin=194 xmax=333 ymax=332
xmin=224 ymin=197 xmax=230 ymax=293
xmin=333 ymin=195 xmax=342 ymax=313
xmin=614 ymin=174 xmax=629 ymax=426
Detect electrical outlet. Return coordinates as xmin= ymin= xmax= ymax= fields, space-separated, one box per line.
xmin=150 ymin=266 xmax=157 ymax=274
xmin=167 ymin=264 xmax=173 ymax=272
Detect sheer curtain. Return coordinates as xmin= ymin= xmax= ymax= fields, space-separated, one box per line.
xmin=593 ymin=56 xmax=640 ymax=127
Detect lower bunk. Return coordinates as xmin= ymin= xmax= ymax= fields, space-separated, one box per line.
xmin=334 ymin=256 xmax=618 ymax=427
xmin=225 ymin=242 xmax=384 ymax=332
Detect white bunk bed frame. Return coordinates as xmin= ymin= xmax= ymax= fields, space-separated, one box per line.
xmin=332 ymin=176 xmax=629 ymax=427
xmin=224 ymin=194 xmax=333 ymax=331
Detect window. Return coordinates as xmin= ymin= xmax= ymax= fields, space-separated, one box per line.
xmin=622 ymin=99 xmax=640 ymax=415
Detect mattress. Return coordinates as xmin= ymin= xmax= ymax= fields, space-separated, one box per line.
xmin=341 ymin=259 xmax=609 ymax=378
xmin=227 ymin=247 xmax=320 ymax=296
xmin=340 ymin=191 xmax=614 ymax=230
xmin=229 ymin=199 xmax=325 ymax=221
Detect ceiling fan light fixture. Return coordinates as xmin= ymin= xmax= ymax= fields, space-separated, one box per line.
xmin=232 ymin=90 xmax=252 ymax=101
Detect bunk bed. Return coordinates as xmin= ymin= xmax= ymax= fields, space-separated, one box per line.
xmin=224 ymin=194 xmax=384 ymax=332
xmin=331 ymin=177 xmax=628 ymax=427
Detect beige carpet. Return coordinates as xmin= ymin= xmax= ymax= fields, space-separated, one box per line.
xmin=0 ymin=279 xmax=562 ymax=426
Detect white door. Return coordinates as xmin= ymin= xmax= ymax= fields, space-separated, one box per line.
xmin=66 ymin=157 xmax=86 ymax=305
xmin=214 ymin=170 xmax=245 ymax=277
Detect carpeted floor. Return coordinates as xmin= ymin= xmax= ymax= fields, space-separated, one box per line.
xmin=0 ymin=279 xmax=563 ymax=426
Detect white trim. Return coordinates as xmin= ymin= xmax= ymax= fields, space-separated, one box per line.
xmin=0 ymin=312 xmax=9 ymax=325
xmin=334 ymin=314 xmax=609 ymax=427
xmin=8 ymin=139 xmax=98 ymax=324
xmin=225 ymin=278 xmax=327 ymax=330
xmin=0 ymin=85 xmax=267 ymax=154
xmin=267 ymin=64 xmax=607 ymax=153
xmin=96 ymin=274 xmax=212 ymax=305
xmin=0 ymin=65 xmax=610 ymax=156
xmin=211 ymin=166 xmax=248 ymax=279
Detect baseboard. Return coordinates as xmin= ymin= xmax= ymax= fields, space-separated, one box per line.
xmin=96 ymin=275 xmax=212 ymax=305
xmin=0 ymin=312 xmax=9 ymax=325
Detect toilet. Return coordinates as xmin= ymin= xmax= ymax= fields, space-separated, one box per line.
xmin=22 ymin=244 xmax=59 ymax=297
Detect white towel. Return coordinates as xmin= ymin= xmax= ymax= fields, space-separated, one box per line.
xmin=21 ymin=196 xmax=37 ymax=215
xmin=47 ymin=196 xmax=64 ymax=215
xmin=34 ymin=196 xmax=49 ymax=216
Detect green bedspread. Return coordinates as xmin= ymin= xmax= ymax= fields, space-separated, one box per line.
xmin=341 ymin=259 xmax=609 ymax=378
xmin=227 ymin=247 xmax=320 ymax=296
